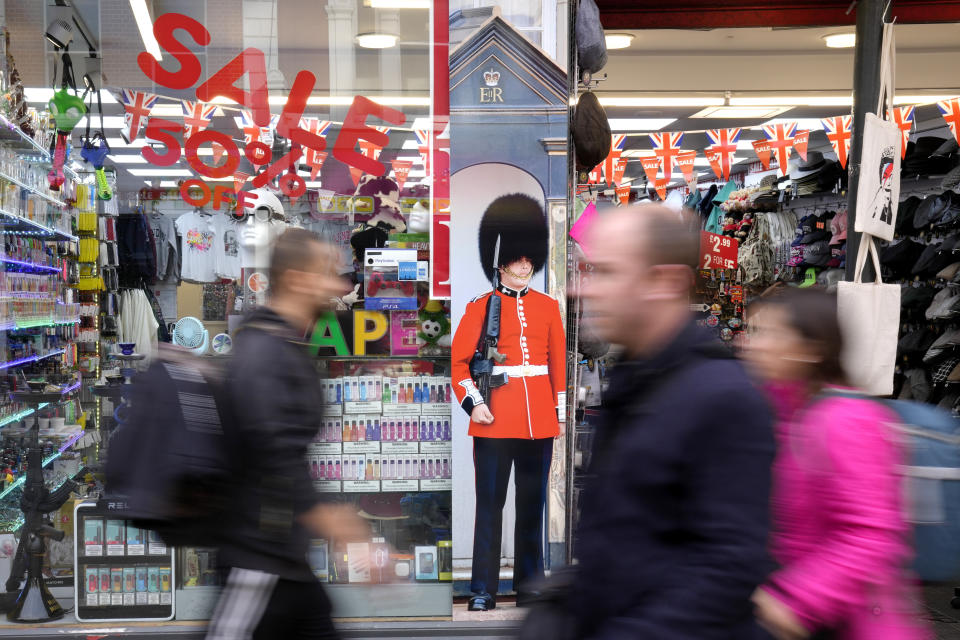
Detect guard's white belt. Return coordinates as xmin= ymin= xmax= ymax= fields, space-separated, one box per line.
xmin=492 ymin=364 xmax=548 ymax=377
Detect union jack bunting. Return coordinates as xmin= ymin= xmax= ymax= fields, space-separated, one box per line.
xmin=235 ymin=110 xmax=262 ymax=147
xmin=299 ymin=118 xmax=333 ymax=179
xmin=705 ymin=128 xmax=741 ymax=182
xmin=649 ymin=131 xmax=684 ymax=180
xmin=601 ymin=134 xmax=627 ymax=186
xmin=349 ymin=126 xmax=391 ymax=186
xmin=761 ymin=122 xmax=797 ymax=176
xmin=414 ymin=129 xmax=431 ymax=174
xmin=887 ymin=106 xmax=915 ymax=158
xmin=118 ymin=89 xmax=159 ymax=143
xmin=938 ymin=98 xmax=960 ymax=144
xmin=181 ymin=100 xmax=217 ymax=139
xmin=820 ymin=115 xmax=852 ymax=169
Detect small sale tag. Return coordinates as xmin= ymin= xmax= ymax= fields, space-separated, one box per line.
xmin=699 ymin=231 xmax=739 ymax=271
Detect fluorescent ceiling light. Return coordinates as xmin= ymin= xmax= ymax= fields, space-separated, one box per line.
xmin=159 ymin=181 xmax=177 ymax=187
xmin=107 ymin=138 xmax=148 ymax=148
xmin=75 ymin=116 xmax=127 ymax=129
xmin=823 ymin=32 xmax=856 ymax=48
xmin=127 ymin=168 xmax=192 ymax=176
xmin=369 ymin=0 xmax=429 ymax=7
xmin=304 ymin=181 xmax=324 ymax=187
xmin=356 ymin=33 xmax=399 ymax=49
xmin=598 ymin=96 xmax=725 ymax=107
xmin=763 ymin=117 xmax=830 ymax=131
xmin=265 ymin=94 xmax=428 ymax=106
xmin=410 ymin=117 xmax=432 ymax=131
xmin=107 ymin=155 xmax=148 ymax=164
xmin=730 ymin=95 xmax=853 ymax=107
xmin=895 ymin=94 xmax=959 ymax=105
xmin=608 ymin=118 xmax=676 ymax=131
xmin=25 ymin=87 xmax=117 ymax=104
xmin=692 ymin=106 xmax=792 ymax=118
xmin=604 ymin=33 xmax=634 ymax=50
xmin=130 ymin=0 xmax=162 ymax=61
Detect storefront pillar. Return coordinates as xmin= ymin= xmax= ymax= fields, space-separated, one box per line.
xmin=845 ymin=0 xmax=888 ymax=282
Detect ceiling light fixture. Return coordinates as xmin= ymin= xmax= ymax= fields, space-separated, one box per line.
xmin=127 ymin=168 xmax=193 ymax=177
xmin=729 ymin=95 xmax=853 ymax=107
xmin=822 ymin=32 xmax=856 ymax=48
xmin=691 ymin=106 xmax=792 ymax=119
xmin=129 ymin=0 xmax=163 ymax=61
xmin=356 ymin=33 xmax=399 ymax=49
xmin=44 ymin=19 xmax=73 ymax=50
xmin=604 ymin=33 xmax=634 ymax=50
xmin=598 ymin=96 xmax=725 ymax=108
xmin=369 ymin=0 xmax=430 ymax=8
xmin=608 ymin=118 xmax=677 ymax=131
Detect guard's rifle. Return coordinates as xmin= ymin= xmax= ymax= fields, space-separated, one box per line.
xmin=469 ymin=236 xmax=508 ymax=405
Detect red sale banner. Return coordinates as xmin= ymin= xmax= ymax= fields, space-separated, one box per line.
xmin=792 ymin=130 xmax=811 ymax=161
xmin=615 ymin=184 xmax=631 ymax=205
xmin=676 ymin=150 xmax=697 ymax=185
xmin=391 ymin=159 xmax=413 ymax=191
xmin=700 ymin=231 xmax=739 ymax=270
xmin=752 ymin=139 xmax=772 ymax=170
xmin=641 ymin=156 xmax=660 ymax=186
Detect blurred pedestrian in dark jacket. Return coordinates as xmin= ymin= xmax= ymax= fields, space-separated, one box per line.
xmin=571 ymin=205 xmax=775 ymax=639
xmin=210 ymin=228 xmax=366 ymax=640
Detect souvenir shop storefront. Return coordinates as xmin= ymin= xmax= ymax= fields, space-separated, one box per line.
xmin=565 ymin=0 xmax=960 ymax=557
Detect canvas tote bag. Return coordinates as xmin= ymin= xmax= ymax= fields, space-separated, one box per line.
xmin=854 ymin=23 xmax=901 ymax=242
xmin=837 ymin=235 xmax=901 ymax=396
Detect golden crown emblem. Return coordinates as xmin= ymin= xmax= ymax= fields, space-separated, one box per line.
xmin=483 ymin=69 xmax=500 ymax=87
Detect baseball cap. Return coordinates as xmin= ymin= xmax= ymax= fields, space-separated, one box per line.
xmin=829 ymin=210 xmax=848 ymax=245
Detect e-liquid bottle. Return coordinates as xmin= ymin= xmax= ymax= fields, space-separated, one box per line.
xmin=420 ymin=458 xmax=427 ymax=478
xmin=427 ymin=459 xmax=434 ymax=478
xmin=442 ymin=458 xmax=450 ymax=478
xmin=335 ymin=382 xmax=342 ymax=403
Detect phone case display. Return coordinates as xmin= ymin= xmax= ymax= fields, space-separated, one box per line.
xmin=74 ymin=502 xmax=175 ymax=621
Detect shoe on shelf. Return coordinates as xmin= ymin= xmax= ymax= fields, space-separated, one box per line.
xmin=467 ymin=593 xmax=496 ymax=611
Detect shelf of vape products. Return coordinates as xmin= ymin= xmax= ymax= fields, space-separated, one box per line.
xmin=311 ymin=374 xmax=453 ymax=493
xmin=78 ymin=516 xmax=173 ymax=609
xmin=0 ymin=428 xmax=85 ymax=502
xmin=0 ymin=114 xmax=80 ymax=183
xmin=0 ymin=207 xmax=77 ymax=242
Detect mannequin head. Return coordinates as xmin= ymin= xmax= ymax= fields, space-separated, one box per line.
xmin=408 ymin=201 xmax=430 ymax=233
xmin=240 ymin=188 xmax=288 ymax=268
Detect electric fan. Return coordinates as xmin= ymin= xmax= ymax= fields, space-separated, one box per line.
xmin=172 ymin=316 xmax=209 ymax=355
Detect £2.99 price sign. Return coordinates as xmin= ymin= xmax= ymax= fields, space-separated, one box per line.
xmin=700 ymin=231 xmax=739 ymax=270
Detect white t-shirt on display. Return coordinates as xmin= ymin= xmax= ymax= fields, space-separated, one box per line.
xmin=149 ymin=212 xmax=178 ymax=281
xmin=174 ymin=211 xmax=217 ymax=283
xmin=212 ymin=215 xmax=242 ymax=281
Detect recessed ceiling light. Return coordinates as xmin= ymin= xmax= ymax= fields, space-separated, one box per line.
xmin=598 ymin=96 xmax=725 ymax=107
xmin=823 ymin=32 xmax=856 ymax=48
xmin=356 ymin=33 xmax=399 ymax=49
xmin=605 ymin=33 xmax=634 ymax=50
xmin=128 ymin=168 xmax=193 ymax=177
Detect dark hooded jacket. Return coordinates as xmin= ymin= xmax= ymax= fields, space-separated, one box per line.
xmin=571 ymin=321 xmax=775 ymax=639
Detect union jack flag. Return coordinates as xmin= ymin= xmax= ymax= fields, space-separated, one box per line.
xmin=761 ymin=122 xmax=797 ymax=176
xmin=649 ymin=131 xmax=684 ymax=180
xmin=887 ymin=106 xmax=915 ymax=158
xmin=414 ymin=129 xmax=430 ymax=174
xmin=119 ymin=89 xmax=158 ymax=144
xmin=601 ymin=134 xmax=627 ymax=186
xmin=938 ymin=98 xmax=960 ymax=145
xmin=705 ymin=128 xmax=741 ymax=182
xmin=181 ymin=100 xmax=218 ymax=139
xmin=235 ymin=110 xmax=262 ymax=146
xmin=820 ymin=115 xmax=852 ymax=169
xmin=349 ymin=127 xmax=391 ymax=187
xmin=298 ymin=118 xmax=332 ymax=179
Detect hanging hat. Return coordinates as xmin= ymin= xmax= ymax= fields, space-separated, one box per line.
xmin=478 ymin=193 xmax=549 ymax=283
xmin=829 ymin=210 xmax=848 ymax=245
xmin=896 ymin=196 xmax=922 ymax=236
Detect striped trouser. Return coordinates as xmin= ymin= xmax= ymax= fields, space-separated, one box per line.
xmin=205 ymin=568 xmax=279 ymax=640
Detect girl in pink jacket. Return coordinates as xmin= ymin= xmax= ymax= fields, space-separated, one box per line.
xmin=745 ymin=288 xmax=930 ymax=640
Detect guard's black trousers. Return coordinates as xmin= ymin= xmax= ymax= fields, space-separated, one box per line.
xmin=470 ymin=436 xmax=553 ymax=598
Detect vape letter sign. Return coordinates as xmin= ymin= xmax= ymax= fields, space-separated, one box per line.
xmin=699 ymin=231 xmax=738 ymax=270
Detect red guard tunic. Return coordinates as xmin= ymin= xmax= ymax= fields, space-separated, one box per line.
xmin=451 ymin=283 xmax=565 ymax=439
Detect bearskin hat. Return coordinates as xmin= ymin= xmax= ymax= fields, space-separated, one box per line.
xmin=478 ymin=194 xmax=549 ymax=283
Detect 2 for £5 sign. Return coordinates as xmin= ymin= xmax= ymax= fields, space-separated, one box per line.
xmin=700 ymin=231 xmax=739 ymax=270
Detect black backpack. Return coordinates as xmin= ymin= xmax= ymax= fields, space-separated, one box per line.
xmin=105 ymin=344 xmax=237 ymax=548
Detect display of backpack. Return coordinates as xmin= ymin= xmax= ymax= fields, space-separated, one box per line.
xmin=575 ymin=0 xmax=607 ymax=75
xmin=572 ymin=91 xmax=611 ymax=172
xmin=886 ymin=399 xmax=960 ymax=582
xmin=104 ymin=344 xmax=237 ymax=548
xmin=822 ymin=390 xmax=960 ymax=581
